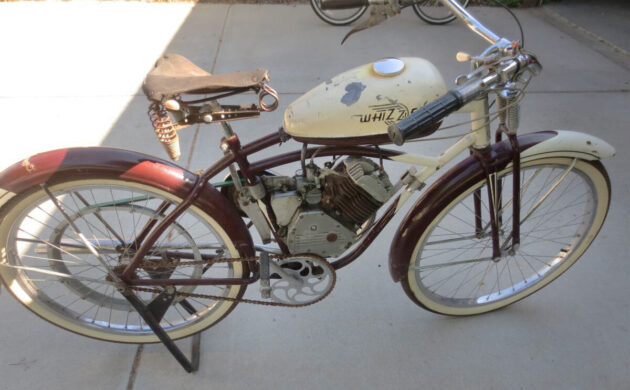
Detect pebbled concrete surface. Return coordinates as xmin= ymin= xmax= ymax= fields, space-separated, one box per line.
xmin=0 ymin=2 xmax=629 ymax=390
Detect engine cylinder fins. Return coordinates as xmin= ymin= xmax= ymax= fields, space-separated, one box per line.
xmin=322 ymin=173 xmax=382 ymax=230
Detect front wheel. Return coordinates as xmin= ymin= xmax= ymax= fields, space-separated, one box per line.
xmin=0 ymin=177 xmax=247 ymax=343
xmin=412 ymin=0 xmax=470 ymax=25
xmin=310 ymin=0 xmax=368 ymax=26
xmin=402 ymin=157 xmax=610 ymax=316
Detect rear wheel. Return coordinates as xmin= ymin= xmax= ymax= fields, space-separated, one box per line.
xmin=310 ymin=0 xmax=368 ymax=26
xmin=0 ymin=178 xmax=247 ymax=343
xmin=412 ymin=0 xmax=470 ymax=25
xmin=402 ymin=158 xmax=610 ymax=316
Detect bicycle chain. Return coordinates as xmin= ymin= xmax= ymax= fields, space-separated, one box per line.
xmin=128 ymin=255 xmax=336 ymax=308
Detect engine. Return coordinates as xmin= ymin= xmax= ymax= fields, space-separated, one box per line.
xmin=265 ymin=157 xmax=392 ymax=257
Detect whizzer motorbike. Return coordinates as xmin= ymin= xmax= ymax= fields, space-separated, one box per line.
xmin=0 ymin=0 xmax=613 ymax=372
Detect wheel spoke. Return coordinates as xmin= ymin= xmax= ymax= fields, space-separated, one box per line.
xmin=407 ymin=159 xmax=605 ymax=314
xmin=0 ymin=181 xmax=243 ymax=342
xmin=412 ymin=256 xmax=494 ymax=271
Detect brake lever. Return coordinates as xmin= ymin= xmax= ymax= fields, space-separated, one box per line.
xmin=341 ymin=0 xmax=401 ymax=45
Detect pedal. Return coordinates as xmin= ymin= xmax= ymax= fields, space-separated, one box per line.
xmin=259 ymin=251 xmax=271 ymax=299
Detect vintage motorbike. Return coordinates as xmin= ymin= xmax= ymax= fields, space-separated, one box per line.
xmin=0 ymin=0 xmax=613 ymax=372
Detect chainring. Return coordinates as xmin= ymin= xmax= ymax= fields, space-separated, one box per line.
xmin=129 ymin=253 xmax=336 ymax=308
xmin=269 ymin=254 xmax=336 ymax=306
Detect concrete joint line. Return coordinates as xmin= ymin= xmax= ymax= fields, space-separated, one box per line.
xmin=529 ymin=89 xmax=630 ymax=95
xmin=537 ymin=7 xmax=630 ymax=69
xmin=211 ymin=4 xmax=232 ymax=74
xmin=185 ymin=4 xmax=233 ymax=166
xmin=126 ymin=344 xmax=144 ymax=390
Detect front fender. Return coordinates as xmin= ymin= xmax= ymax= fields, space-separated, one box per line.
xmin=520 ymin=130 xmax=615 ymax=162
xmin=0 ymin=147 xmax=254 ymax=257
xmin=388 ymin=130 xmax=613 ymax=282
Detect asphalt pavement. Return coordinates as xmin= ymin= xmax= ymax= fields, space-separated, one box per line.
xmin=0 ymin=2 xmax=629 ymax=389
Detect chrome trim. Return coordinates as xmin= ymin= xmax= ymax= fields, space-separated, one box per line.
xmin=439 ymin=0 xmax=500 ymax=44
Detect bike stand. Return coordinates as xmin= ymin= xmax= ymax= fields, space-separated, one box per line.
xmin=122 ymin=289 xmax=202 ymax=373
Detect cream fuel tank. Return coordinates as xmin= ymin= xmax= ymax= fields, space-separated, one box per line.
xmin=283 ymin=57 xmax=451 ymax=144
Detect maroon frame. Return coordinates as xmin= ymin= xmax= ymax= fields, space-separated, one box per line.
xmin=0 ymin=129 xmax=556 ymax=289
xmin=119 ymin=129 xmax=407 ymax=287
xmin=121 ymin=128 xmax=555 ymax=287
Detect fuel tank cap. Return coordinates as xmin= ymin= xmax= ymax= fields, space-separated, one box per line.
xmin=372 ymin=58 xmax=405 ymax=77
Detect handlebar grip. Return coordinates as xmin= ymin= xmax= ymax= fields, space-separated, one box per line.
xmin=388 ymin=90 xmax=464 ymax=146
xmin=320 ymin=0 xmax=369 ymax=9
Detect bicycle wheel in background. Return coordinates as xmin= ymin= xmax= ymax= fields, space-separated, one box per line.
xmin=402 ymin=157 xmax=610 ymax=316
xmin=310 ymin=0 xmax=368 ymax=26
xmin=413 ymin=0 xmax=470 ymax=25
xmin=0 ymin=178 xmax=248 ymax=343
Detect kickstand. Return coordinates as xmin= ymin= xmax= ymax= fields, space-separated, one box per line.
xmin=40 ymin=183 xmax=202 ymax=372
xmin=121 ymin=288 xmax=201 ymax=373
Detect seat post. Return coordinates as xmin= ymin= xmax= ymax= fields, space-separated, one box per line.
xmin=209 ymin=100 xmax=246 ymax=189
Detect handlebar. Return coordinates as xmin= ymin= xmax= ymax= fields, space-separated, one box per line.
xmin=320 ymin=0 xmax=369 ymax=9
xmin=317 ymin=0 xmax=541 ymax=146
xmin=388 ymin=91 xmax=464 ymax=146
xmin=388 ymin=55 xmax=538 ymax=145
xmin=439 ymin=0 xmax=500 ymax=45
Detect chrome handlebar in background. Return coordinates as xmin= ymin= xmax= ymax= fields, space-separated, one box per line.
xmin=439 ymin=0 xmax=500 ymax=44
xmin=320 ymin=0 xmax=507 ymax=46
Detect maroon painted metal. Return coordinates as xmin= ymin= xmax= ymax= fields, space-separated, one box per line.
xmin=471 ymin=146 xmax=502 ymax=260
xmin=222 ymin=135 xmax=256 ymax=183
xmin=505 ymin=129 xmax=521 ymax=247
xmin=132 ymin=200 xmax=171 ymax=250
xmin=511 ymin=133 xmax=521 ymax=247
xmin=495 ymin=125 xmax=522 ymax=248
xmin=130 ymin=274 xmax=259 ymax=286
xmin=249 ymin=145 xmax=403 ymax=174
xmin=388 ymin=131 xmax=558 ymax=282
xmin=330 ymin=196 xmax=399 ymax=270
xmin=473 ymin=189 xmax=483 ymax=235
xmin=0 ymin=131 xmax=560 ymax=288
xmin=241 ymin=130 xmax=286 ymax=156
xmin=122 ymin=153 xmax=237 ymax=280
xmin=0 ymin=147 xmax=255 ymax=281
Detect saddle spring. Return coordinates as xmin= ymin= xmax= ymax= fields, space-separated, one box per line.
xmin=148 ymin=102 xmax=181 ymax=161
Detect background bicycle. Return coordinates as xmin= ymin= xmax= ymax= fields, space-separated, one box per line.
xmin=311 ymin=0 xmax=470 ymax=26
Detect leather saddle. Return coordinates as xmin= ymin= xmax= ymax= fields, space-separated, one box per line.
xmin=143 ymin=53 xmax=270 ymax=102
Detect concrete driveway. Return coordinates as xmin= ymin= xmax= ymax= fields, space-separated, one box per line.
xmin=0 ymin=2 xmax=628 ymax=389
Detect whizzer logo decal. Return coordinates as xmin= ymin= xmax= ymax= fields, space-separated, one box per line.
xmin=353 ymin=101 xmax=418 ymax=124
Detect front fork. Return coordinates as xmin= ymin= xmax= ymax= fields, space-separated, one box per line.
xmin=472 ymin=124 xmax=521 ymax=261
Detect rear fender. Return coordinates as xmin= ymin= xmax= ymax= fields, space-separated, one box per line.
xmin=388 ymin=130 xmax=614 ymax=282
xmin=0 ymin=147 xmax=254 ymax=256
